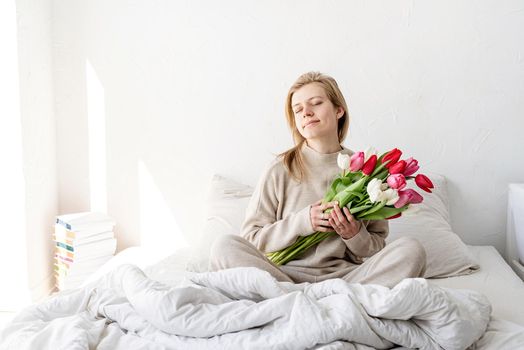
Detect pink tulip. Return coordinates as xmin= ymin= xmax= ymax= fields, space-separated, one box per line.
xmin=415 ymin=174 xmax=434 ymax=193
xmin=349 ymin=151 xmax=365 ymax=172
xmin=394 ymin=189 xmax=424 ymax=208
xmin=404 ymin=157 xmax=420 ymax=176
xmin=387 ymin=174 xmax=406 ymax=190
xmin=362 ymin=154 xmax=377 ymax=176
xmin=382 ymin=148 xmax=402 ymax=169
xmin=389 ymin=160 xmax=406 ymax=175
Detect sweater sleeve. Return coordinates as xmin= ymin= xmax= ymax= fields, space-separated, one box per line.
xmin=240 ymin=163 xmax=314 ymax=253
xmin=341 ymin=219 xmax=389 ymax=261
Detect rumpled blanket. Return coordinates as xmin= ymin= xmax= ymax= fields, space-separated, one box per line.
xmin=0 ymin=265 xmax=491 ymax=349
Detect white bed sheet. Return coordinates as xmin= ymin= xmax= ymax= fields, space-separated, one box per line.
xmin=428 ymin=245 xmax=524 ymax=327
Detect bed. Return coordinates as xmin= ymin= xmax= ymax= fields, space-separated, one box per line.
xmin=1 ymin=173 xmax=524 ymax=349
xmin=429 ymin=245 xmax=524 ymax=327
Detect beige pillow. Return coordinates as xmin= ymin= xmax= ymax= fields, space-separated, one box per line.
xmin=386 ymin=173 xmax=479 ymax=278
xmin=188 ymin=173 xmax=479 ymax=278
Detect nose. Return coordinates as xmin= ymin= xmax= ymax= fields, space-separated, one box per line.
xmin=303 ymin=105 xmax=313 ymax=117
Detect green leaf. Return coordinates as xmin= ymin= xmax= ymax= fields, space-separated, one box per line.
xmin=357 ymin=206 xmax=407 ymax=220
xmin=359 ymin=200 xmax=386 ymax=216
xmin=334 ymin=189 xmax=365 ymax=207
xmin=335 ymin=182 xmax=347 ymax=193
xmin=377 ymin=150 xmax=388 ymax=163
xmin=346 ymin=177 xmax=367 ymax=192
xmin=324 ymin=188 xmax=336 ymax=202
xmin=344 ymin=171 xmax=362 ymax=183
xmin=344 ymin=190 xmax=365 ymax=201
xmin=370 ymin=163 xmax=387 ymax=178
xmin=341 ymin=177 xmax=353 ymax=186
xmin=375 ymin=168 xmax=389 ymax=181
xmin=330 ymin=178 xmax=342 ymax=192
xmin=349 ymin=204 xmax=373 ymax=214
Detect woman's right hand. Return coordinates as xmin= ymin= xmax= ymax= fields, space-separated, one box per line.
xmin=310 ymin=199 xmax=338 ymax=232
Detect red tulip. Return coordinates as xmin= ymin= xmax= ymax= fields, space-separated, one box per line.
xmin=415 ymin=174 xmax=434 ymax=193
xmin=394 ymin=189 xmax=424 ymax=208
xmin=387 ymin=174 xmax=406 ymax=190
xmin=404 ymin=157 xmax=420 ymax=176
xmin=386 ymin=213 xmax=402 ymax=220
xmin=349 ymin=151 xmax=365 ymax=172
xmin=389 ymin=160 xmax=406 ymax=175
xmin=382 ymin=148 xmax=402 ymax=169
xmin=362 ymin=154 xmax=377 ymax=176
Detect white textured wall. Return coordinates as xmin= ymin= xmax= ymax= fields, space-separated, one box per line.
xmin=51 ymin=0 xmax=524 ymax=256
xmin=15 ymin=0 xmax=57 ymax=303
xmin=1 ymin=0 xmax=29 ymax=310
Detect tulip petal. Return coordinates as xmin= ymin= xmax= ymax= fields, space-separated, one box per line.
xmin=349 ymin=152 xmax=365 ymax=172
xmin=389 ymin=160 xmax=407 ymax=175
xmin=362 ymin=154 xmax=378 ymax=176
xmin=337 ymin=153 xmax=350 ymax=170
xmin=415 ymin=174 xmax=434 ymax=193
xmin=382 ymin=148 xmax=402 ymax=169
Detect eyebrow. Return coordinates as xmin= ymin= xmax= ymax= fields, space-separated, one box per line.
xmin=292 ymin=96 xmax=324 ymax=108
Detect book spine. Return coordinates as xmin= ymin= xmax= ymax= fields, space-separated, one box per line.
xmin=55 ymin=245 xmax=115 ymax=259
xmin=56 ymin=241 xmax=74 ymax=252
xmin=56 ymin=218 xmax=72 ymax=230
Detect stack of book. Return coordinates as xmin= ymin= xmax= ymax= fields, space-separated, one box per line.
xmin=53 ymin=212 xmax=117 ymax=291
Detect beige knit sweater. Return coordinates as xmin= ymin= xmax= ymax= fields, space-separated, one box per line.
xmin=241 ymin=142 xmax=389 ymax=271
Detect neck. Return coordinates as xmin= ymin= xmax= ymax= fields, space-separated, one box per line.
xmin=305 ymin=139 xmax=342 ymax=154
xmin=299 ymin=140 xmax=350 ymax=170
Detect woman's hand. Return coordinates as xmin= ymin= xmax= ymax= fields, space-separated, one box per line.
xmin=329 ymin=203 xmax=362 ymax=240
xmin=310 ymin=199 xmax=338 ymax=232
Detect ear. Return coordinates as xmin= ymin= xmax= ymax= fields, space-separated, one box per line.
xmin=336 ymin=107 xmax=345 ymax=119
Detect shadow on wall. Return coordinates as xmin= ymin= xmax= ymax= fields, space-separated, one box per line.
xmin=72 ymin=58 xmax=190 ymax=253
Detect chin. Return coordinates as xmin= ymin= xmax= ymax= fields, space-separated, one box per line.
xmin=302 ymin=129 xmax=327 ymax=139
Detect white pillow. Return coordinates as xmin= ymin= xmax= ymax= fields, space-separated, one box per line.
xmin=386 ymin=173 xmax=479 ymax=278
xmin=186 ymin=174 xmax=253 ymax=272
xmin=83 ymin=246 xmax=194 ymax=287
xmin=187 ymin=173 xmax=479 ymax=279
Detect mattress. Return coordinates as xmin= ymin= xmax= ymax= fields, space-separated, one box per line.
xmin=428 ymin=245 xmax=524 ymax=326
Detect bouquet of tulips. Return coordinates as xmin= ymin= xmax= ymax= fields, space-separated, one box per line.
xmin=266 ymin=147 xmax=434 ymax=266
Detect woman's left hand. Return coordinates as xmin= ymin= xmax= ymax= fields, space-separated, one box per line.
xmin=329 ymin=203 xmax=362 ymax=240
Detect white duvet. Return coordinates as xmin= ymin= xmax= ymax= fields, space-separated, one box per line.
xmin=0 ymin=264 xmax=518 ymax=349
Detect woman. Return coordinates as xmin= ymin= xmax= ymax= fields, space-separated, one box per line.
xmin=209 ymin=71 xmax=426 ymax=288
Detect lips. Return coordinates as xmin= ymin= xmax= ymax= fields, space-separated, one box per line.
xmin=304 ymin=120 xmax=320 ymax=128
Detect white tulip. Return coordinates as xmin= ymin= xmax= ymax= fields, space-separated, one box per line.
xmin=367 ymin=179 xmax=399 ymax=205
xmin=367 ymin=178 xmax=383 ymax=203
xmin=363 ymin=146 xmax=378 ymax=162
xmin=337 ymin=153 xmax=350 ymax=170
xmin=381 ymin=188 xmax=399 ymax=206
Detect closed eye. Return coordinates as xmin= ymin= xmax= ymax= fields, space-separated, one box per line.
xmin=293 ymin=101 xmax=322 ymax=114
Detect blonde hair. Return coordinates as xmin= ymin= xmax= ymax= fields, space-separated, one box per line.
xmin=277 ymin=71 xmax=350 ymax=183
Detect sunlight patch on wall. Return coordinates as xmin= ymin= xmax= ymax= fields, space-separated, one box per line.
xmin=86 ymin=59 xmax=107 ymax=213
xmin=0 ymin=0 xmax=30 ymax=311
xmin=138 ymin=160 xmax=189 ymax=255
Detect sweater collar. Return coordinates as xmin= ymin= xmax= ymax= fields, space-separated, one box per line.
xmin=300 ymin=141 xmax=353 ymax=167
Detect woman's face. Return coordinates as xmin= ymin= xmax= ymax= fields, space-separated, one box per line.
xmin=291 ymin=83 xmax=343 ymax=142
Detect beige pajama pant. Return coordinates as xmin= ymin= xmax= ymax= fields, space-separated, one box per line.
xmin=209 ymin=235 xmax=427 ymax=288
